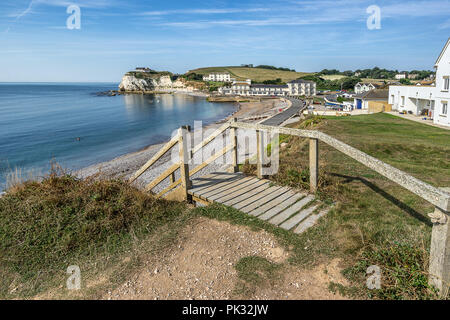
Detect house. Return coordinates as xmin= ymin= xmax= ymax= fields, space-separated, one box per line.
xmin=408 ymin=74 xmax=419 ymax=80
xmin=203 ymin=73 xmax=232 ymax=82
xmin=219 ymin=79 xmax=316 ymax=97
xmin=395 ymin=74 xmax=407 ymax=80
xmin=354 ymin=89 xmax=389 ymax=110
xmin=389 ymin=38 xmax=450 ymax=127
xmin=354 ymin=82 xmax=382 ymax=94
xmin=135 ymin=67 xmax=152 ymax=73
xmin=287 ymin=79 xmax=317 ymax=96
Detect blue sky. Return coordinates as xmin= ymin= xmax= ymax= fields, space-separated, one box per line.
xmin=1 ymin=0 xmax=449 ymax=82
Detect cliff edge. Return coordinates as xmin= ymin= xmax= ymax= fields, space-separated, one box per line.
xmin=118 ymin=70 xmax=188 ymax=92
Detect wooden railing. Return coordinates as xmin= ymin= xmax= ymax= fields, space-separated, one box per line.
xmin=129 ymin=121 xmax=236 ymax=200
xmin=130 ymin=118 xmax=450 ymax=295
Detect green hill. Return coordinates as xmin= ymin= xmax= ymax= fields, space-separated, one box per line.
xmin=187 ymin=66 xmax=313 ymax=83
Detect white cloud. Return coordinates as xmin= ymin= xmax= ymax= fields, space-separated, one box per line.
xmin=140 ymin=8 xmax=269 ymax=16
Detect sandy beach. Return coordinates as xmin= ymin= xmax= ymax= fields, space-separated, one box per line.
xmin=76 ymin=95 xmax=290 ymax=193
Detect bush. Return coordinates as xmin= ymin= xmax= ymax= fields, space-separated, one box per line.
xmin=0 ymin=174 xmax=186 ymax=297
xmin=342 ymin=242 xmax=438 ymax=300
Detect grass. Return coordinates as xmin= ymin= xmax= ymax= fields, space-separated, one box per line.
xmin=237 ymin=113 xmax=449 ymax=299
xmin=234 ymin=256 xmax=282 ymax=296
xmin=188 ymin=66 xmax=312 ymax=83
xmin=1 ymin=113 xmax=448 ymax=300
xmin=256 ymin=113 xmax=449 ymax=299
xmin=0 ymin=170 xmax=188 ymax=299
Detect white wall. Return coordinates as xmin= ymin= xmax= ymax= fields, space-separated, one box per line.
xmin=434 ymin=40 xmax=450 ymax=126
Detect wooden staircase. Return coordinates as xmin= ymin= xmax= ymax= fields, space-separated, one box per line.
xmin=188 ymin=171 xmax=330 ymax=234
xmin=128 ymin=117 xmax=450 ymax=294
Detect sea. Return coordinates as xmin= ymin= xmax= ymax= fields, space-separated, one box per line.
xmin=0 ymin=83 xmax=237 ymax=190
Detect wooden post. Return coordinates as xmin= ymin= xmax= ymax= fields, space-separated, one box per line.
xmin=429 ymin=203 xmax=450 ymax=297
xmin=309 ymin=138 xmax=319 ymax=193
xmin=229 ymin=118 xmax=239 ymax=173
xmin=178 ymin=126 xmax=192 ymax=202
xmin=256 ymin=130 xmax=263 ymax=179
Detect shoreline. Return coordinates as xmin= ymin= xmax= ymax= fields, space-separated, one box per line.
xmin=76 ymin=95 xmax=288 ymax=189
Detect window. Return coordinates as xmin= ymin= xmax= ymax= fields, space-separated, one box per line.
xmin=444 ymin=77 xmax=449 ymax=91
xmin=401 ymin=96 xmax=405 ymax=106
xmin=442 ymin=102 xmax=448 ymax=115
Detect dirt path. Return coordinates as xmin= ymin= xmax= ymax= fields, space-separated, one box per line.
xmin=103 ymin=217 xmax=348 ymax=300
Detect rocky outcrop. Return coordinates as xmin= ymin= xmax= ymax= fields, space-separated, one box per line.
xmin=119 ymin=75 xmax=155 ymax=92
xmin=118 ymin=73 xmax=188 ymax=92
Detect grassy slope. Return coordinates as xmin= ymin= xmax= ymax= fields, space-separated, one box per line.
xmin=268 ymin=113 xmax=449 ymax=299
xmin=1 ymin=114 xmax=448 ymax=300
xmin=188 ymin=66 xmax=312 ymax=82
xmin=0 ymin=176 xmax=189 ymax=299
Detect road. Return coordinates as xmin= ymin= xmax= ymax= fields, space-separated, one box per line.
xmin=261 ymin=98 xmax=306 ymax=126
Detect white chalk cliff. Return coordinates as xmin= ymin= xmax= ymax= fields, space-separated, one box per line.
xmin=119 ymin=74 xmax=187 ymax=92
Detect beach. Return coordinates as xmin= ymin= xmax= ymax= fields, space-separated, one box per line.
xmin=76 ymin=96 xmax=291 ymax=193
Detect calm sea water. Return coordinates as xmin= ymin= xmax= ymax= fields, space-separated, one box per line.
xmin=0 ymin=83 xmax=237 ymax=190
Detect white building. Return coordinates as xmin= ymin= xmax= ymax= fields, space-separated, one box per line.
xmin=354 ymin=82 xmax=382 ymax=94
xmin=395 ymin=74 xmax=407 ymax=80
xmin=287 ymin=79 xmax=317 ymax=96
xmin=219 ymin=79 xmax=316 ymax=97
xmin=202 ymin=73 xmax=232 ymax=82
xmin=389 ymin=38 xmax=450 ymax=127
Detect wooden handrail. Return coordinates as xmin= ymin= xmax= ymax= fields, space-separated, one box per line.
xmin=156 ymin=144 xmax=235 ymax=198
xmin=145 ymin=163 xmax=180 ymax=192
xmin=191 ymin=122 xmax=231 ymax=156
xmin=230 ymin=121 xmax=450 ymax=212
xmin=129 ymin=133 xmax=180 ymax=183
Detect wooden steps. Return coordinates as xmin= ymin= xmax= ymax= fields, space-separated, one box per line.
xmin=188 ymin=172 xmax=330 ymax=235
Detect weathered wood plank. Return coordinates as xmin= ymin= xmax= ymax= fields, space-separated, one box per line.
xmin=279 ymin=204 xmax=319 ymax=231
xmin=205 ymin=177 xmax=260 ymax=201
xmin=189 ymin=172 xmax=239 ymax=194
xmin=192 ymin=196 xmax=211 ymax=206
xmin=231 ymin=121 xmax=319 ymax=139
xmin=268 ymin=195 xmax=315 ymax=226
xmin=309 ymin=138 xmax=318 ymax=193
xmin=145 ymin=163 xmax=180 ymax=192
xmin=233 ymin=186 xmax=285 ymax=211
xmin=241 ymin=187 xmax=291 ymax=214
xmin=129 ymin=133 xmax=179 ymax=183
xmin=256 ymin=130 xmax=263 ymax=179
xmin=179 ymin=126 xmax=192 ymax=201
xmin=294 ymin=207 xmax=330 ymax=234
xmin=229 ymin=118 xmax=239 ymax=173
xmin=190 ymin=144 xmax=234 ymax=177
xmin=214 ymin=180 xmax=269 ymax=204
xmin=157 ymin=178 xmax=181 ymax=198
xmin=232 ymin=120 xmax=450 ymax=212
xmin=222 ymin=182 xmax=272 ymax=207
xmin=191 ymin=122 xmax=231 ymax=155
xmin=248 ymin=191 xmax=298 ymax=217
xmin=198 ymin=176 xmax=256 ymax=200
xmin=258 ymin=193 xmax=305 ymax=221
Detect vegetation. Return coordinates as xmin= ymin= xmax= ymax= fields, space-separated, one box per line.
xmin=0 ymin=170 xmax=188 ymax=299
xmin=399 ymin=78 xmax=413 ymax=85
xmin=300 ymin=75 xmax=362 ymax=91
xmin=187 ymin=66 xmax=311 ymax=83
xmin=241 ymin=113 xmax=449 ymax=299
xmin=1 ymin=114 xmax=448 ymax=300
xmin=254 ymin=65 xmax=296 ymax=72
xmin=319 ymin=67 xmax=434 ymax=81
xmin=253 ymin=78 xmax=286 ymax=85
